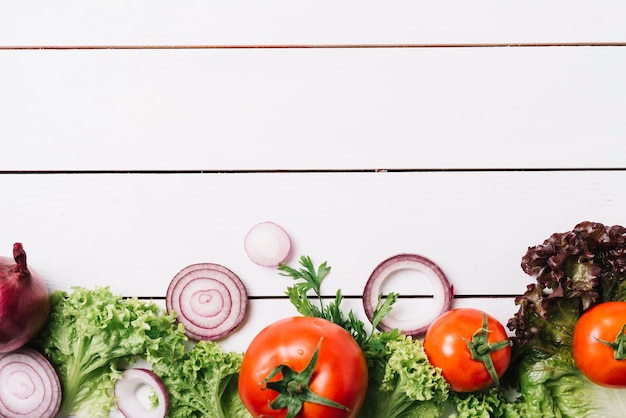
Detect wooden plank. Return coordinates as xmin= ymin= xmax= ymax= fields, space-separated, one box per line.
xmin=2 ymin=47 xmax=625 ymax=171
xmin=1 ymin=171 xmax=623 ymax=298
xmin=1 ymin=1 xmax=625 ymax=47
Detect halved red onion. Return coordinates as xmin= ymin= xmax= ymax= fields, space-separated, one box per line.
xmin=0 ymin=348 xmax=61 ymax=418
xmin=115 ymin=368 xmax=168 ymax=418
xmin=166 ymin=263 xmax=248 ymax=341
xmin=363 ymin=253 xmax=453 ymax=336
xmin=244 ymin=221 xmax=292 ymax=267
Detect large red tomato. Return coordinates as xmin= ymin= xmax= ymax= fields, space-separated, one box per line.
xmin=423 ymin=308 xmax=511 ymax=392
xmin=238 ymin=316 xmax=368 ymax=418
xmin=573 ymin=301 xmax=626 ymax=388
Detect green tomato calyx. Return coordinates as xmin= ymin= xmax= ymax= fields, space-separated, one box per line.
xmin=465 ymin=313 xmax=511 ymax=387
xmin=597 ymin=323 xmax=626 ymax=360
xmin=258 ymin=337 xmax=351 ymax=418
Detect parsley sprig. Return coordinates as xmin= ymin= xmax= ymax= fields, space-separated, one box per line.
xmin=278 ymin=255 xmax=398 ymax=349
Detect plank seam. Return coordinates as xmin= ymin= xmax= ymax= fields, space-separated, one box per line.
xmin=129 ymin=295 xmax=521 ymax=300
xmin=0 ymin=168 xmax=624 ymax=175
xmin=2 ymin=42 xmax=626 ymax=50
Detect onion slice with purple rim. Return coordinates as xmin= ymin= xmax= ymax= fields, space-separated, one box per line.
xmin=244 ymin=221 xmax=292 ymax=267
xmin=115 ymin=368 xmax=168 ymax=418
xmin=166 ymin=263 xmax=248 ymax=341
xmin=363 ymin=253 xmax=453 ymax=336
xmin=0 ymin=347 xmax=61 ymax=418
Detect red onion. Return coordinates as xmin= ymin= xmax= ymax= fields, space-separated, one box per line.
xmin=0 ymin=243 xmax=50 ymax=353
xmin=244 ymin=221 xmax=292 ymax=267
xmin=166 ymin=263 xmax=248 ymax=341
xmin=115 ymin=368 xmax=168 ymax=418
xmin=363 ymin=253 xmax=453 ymax=336
xmin=0 ymin=347 xmax=61 ymax=418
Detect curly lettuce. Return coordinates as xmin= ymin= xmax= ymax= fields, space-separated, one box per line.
xmin=152 ymin=340 xmax=251 ymax=417
xmin=358 ymin=329 xmax=449 ymax=418
xmin=33 ymin=286 xmax=187 ymax=417
xmin=449 ymin=388 xmax=521 ymax=418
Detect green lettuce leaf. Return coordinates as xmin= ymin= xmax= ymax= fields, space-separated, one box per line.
xmin=152 ymin=339 xmax=251 ymax=417
xmin=449 ymin=388 xmax=521 ymax=418
xmin=511 ymin=349 xmax=626 ymax=418
xmin=358 ymin=329 xmax=449 ymax=418
xmin=33 ymin=286 xmax=186 ymax=417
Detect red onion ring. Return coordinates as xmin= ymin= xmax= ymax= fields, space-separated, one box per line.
xmin=0 ymin=348 xmax=61 ymax=418
xmin=115 ymin=368 xmax=168 ymax=418
xmin=244 ymin=221 xmax=292 ymax=267
xmin=363 ymin=253 xmax=453 ymax=336
xmin=166 ymin=263 xmax=248 ymax=341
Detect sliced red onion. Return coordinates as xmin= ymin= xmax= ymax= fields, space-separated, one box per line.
xmin=0 ymin=348 xmax=61 ymax=418
xmin=166 ymin=263 xmax=248 ymax=341
xmin=115 ymin=368 xmax=168 ymax=418
xmin=363 ymin=253 xmax=453 ymax=336
xmin=244 ymin=221 xmax=292 ymax=267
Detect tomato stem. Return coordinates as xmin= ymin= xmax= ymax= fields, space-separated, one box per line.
xmin=258 ymin=338 xmax=351 ymax=418
xmin=465 ymin=313 xmax=511 ymax=388
xmin=597 ymin=323 xmax=626 ymax=360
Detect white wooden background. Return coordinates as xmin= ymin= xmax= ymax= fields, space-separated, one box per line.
xmin=1 ymin=0 xmax=625 ymax=398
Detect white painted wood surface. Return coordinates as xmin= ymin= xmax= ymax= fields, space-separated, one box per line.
xmin=2 ymin=2 xmax=625 ymax=415
xmin=2 ymin=47 xmax=626 ymax=170
xmin=2 ymin=1 xmax=626 ymax=46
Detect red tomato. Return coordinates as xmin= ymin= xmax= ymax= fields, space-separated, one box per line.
xmin=573 ymin=301 xmax=626 ymax=388
xmin=423 ymin=308 xmax=511 ymax=392
xmin=238 ymin=316 xmax=368 ymax=418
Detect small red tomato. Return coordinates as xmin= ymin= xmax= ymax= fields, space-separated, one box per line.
xmin=423 ymin=308 xmax=511 ymax=392
xmin=573 ymin=301 xmax=626 ymax=388
xmin=238 ymin=316 xmax=368 ymax=418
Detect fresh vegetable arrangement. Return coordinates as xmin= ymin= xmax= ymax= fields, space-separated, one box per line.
xmin=0 ymin=238 xmax=499 ymax=417
xmin=503 ymin=221 xmax=626 ymax=417
xmin=32 ymin=286 xmax=187 ymax=417
xmin=272 ymin=256 xmax=517 ymax=418
xmin=4 ymin=219 xmax=626 ymax=417
xmin=275 ymin=255 xmax=451 ymax=418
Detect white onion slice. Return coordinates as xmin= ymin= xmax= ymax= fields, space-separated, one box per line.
xmin=244 ymin=221 xmax=292 ymax=267
xmin=115 ymin=368 xmax=168 ymax=418
xmin=166 ymin=263 xmax=248 ymax=340
xmin=363 ymin=253 xmax=453 ymax=336
xmin=0 ymin=348 xmax=61 ymax=418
